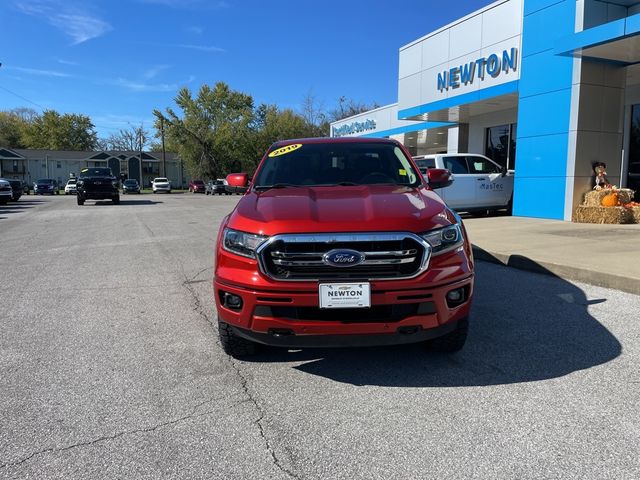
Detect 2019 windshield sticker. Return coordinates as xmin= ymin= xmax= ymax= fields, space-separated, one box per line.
xmin=399 ymin=169 xmax=407 ymax=176
xmin=268 ymin=144 xmax=302 ymax=157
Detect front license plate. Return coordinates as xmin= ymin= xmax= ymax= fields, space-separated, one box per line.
xmin=319 ymin=283 xmax=371 ymax=309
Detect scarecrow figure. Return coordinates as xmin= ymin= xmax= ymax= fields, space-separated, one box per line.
xmin=593 ymin=162 xmax=611 ymax=190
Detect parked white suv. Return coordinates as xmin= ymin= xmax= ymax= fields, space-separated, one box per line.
xmin=64 ymin=178 xmax=77 ymax=195
xmin=151 ymin=177 xmax=171 ymax=193
xmin=414 ymin=154 xmax=514 ymax=214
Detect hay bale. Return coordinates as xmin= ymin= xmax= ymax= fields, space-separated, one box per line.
xmin=631 ymin=206 xmax=640 ymax=224
xmin=582 ymin=188 xmax=635 ymax=206
xmin=573 ymin=205 xmax=634 ymax=224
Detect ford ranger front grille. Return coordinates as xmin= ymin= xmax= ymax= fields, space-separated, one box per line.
xmin=256 ymin=233 xmax=431 ymax=281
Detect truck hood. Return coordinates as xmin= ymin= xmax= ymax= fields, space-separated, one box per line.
xmin=228 ymin=185 xmax=456 ymax=235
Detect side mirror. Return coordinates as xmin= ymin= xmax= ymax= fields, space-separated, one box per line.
xmin=426 ymin=168 xmax=454 ymax=189
xmin=226 ymin=173 xmax=249 ymax=194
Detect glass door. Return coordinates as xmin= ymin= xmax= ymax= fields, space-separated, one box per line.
xmin=628 ymin=105 xmax=640 ymax=201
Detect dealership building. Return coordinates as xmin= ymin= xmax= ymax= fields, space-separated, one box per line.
xmin=330 ymin=0 xmax=640 ymax=220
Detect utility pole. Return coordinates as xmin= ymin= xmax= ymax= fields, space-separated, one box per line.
xmin=139 ymin=130 xmax=144 ymax=187
xmin=160 ymin=117 xmax=167 ymax=179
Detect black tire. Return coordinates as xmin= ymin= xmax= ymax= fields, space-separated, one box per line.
xmin=218 ymin=321 xmax=257 ymax=357
xmin=77 ymin=195 xmax=85 ymax=206
xmin=506 ymin=196 xmax=513 ymax=216
xmin=113 ymin=195 xmax=120 ymax=205
xmin=424 ymin=317 xmax=468 ymax=353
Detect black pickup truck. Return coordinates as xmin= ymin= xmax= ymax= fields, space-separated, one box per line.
xmin=76 ymin=167 xmax=120 ymax=205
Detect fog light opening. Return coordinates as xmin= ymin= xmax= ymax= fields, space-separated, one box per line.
xmin=222 ymin=291 xmax=243 ymax=310
xmin=446 ymin=287 xmax=466 ymax=308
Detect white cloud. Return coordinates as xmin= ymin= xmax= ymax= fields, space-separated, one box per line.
xmin=114 ymin=78 xmax=178 ymax=93
xmin=174 ymin=44 xmax=226 ymax=53
xmin=143 ymin=65 xmax=171 ymax=80
xmin=7 ymin=65 xmax=71 ymax=78
xmin=93 ymin=114 xmax=155 ymax=129
xmin=55 ymin=58 xmax=79 ymax=66
xmin=14 ymin=0 xmax=112 ymax=44
xmin=139 ymin=0 xmax=229 ymax=8
xmin=185 ymin=25 xmax=204 ymax=35
xmin=112 ymin=75 xmax=194 ymax=93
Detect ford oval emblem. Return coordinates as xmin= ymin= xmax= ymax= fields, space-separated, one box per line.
xmin=323 ymin=249 xmax=365 ymax=268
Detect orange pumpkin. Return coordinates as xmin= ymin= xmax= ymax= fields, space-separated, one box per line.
xmin=601 ymin=192 xmax=619 ymax=207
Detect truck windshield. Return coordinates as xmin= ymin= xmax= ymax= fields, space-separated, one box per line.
xmin=79 ymin=168 xmax=112 ymax=177
xmin=253 ymin=143 xmax=421 ymax=189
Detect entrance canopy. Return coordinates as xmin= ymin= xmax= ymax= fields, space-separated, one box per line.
xmin=555 ymin=12 xmax=640 ymax=65
xmin=398 ymin=81 xmax=519 ymax=123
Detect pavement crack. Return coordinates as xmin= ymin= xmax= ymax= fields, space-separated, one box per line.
xmin=179 ymin=265 xmax=298 ymax=478
xmin=181 ymin=269 xmax=216 ymax=331
xmin=0 ymin=395 xmax=232 ymax=470
xmin=228 ymin=359 xmax=301 ymax=480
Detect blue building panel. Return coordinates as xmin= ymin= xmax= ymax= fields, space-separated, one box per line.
xmin=514 ymin=0 xmax=576 ymax=219
xmin=513 ymin=176 xmax=567 ymax=219
xmin=518 ymin=51 xmax=574 ymax=98
xmin=514 ymin=133 xmax=570 ymax=179
xmin=522 ymin=0 xmax=576 ymax=57
xmin=517 ymin=89 xmax=573 ymax=138
xmin=524 ymin=0 xmax=564 ymax=16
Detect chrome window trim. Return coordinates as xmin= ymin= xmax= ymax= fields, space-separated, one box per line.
xmin=256 ymin=232 xmax=432 ymax=282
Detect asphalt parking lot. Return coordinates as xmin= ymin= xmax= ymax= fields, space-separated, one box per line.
xmin=0 ymin=194 xmax=638 ymax=479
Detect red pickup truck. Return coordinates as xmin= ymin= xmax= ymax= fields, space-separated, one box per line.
xmin=214 ymin=137 xmax=474 ymax=357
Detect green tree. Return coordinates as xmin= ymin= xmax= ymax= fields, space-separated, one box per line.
xmin=154 ymin=82 xmax=255 ymax=179
xmin=22 ymin=110 xmax=97 ymax=150
xmin=249 ymin=104 xmax=315 ymax=167
xmin=0 ymin=108 xmax=36 ymax=148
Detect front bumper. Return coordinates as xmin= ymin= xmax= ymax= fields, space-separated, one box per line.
xmin=215 ymin=272 xmax=473 ymax=348
xmin=79 ymin=190 xmax=118 ymax=200
xmin=231 ymin=318 xmax=461 ymax=348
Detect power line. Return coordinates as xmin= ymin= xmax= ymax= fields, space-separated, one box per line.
xmin=0 ymin=84 xmax=47 ymax=111
xmin=0 ymin=83 xmax=147 ymax=133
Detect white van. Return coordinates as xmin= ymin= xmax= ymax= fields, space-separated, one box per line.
xmin=414 ymin=154 xmax=514 ymax=214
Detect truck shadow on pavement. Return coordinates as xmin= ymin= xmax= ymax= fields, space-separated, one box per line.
xmin=91 ymin=200 xmax=163 ymax=206
xmin=0 ymin=200 xmax=47 ymax=217
xmin=248 ymin=259 xmax=622 ymax=387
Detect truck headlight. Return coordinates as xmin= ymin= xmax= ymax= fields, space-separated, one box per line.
xmin=421 ymin=224 xmax=464 ymax=255
xmin=223 ymin=228 xmax=268 ymax=259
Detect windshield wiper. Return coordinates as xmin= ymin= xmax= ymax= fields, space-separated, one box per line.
xmin=253 ymin=183 xmax=301 ymax=192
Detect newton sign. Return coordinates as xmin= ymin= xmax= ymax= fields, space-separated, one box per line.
xmin=437 ymin=48 xmax=517 ymax=92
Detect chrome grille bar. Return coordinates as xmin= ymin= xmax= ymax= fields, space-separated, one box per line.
xmin=256 ymin=232 xmax=432 ymax=282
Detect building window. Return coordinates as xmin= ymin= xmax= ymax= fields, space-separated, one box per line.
xmin=485 ymin=123 xmax=517 ymax=170
xmin=13 ymin=160 xmax=18 ymax=173
xmin=57 ymin=162 xmax=62 ymax=169
xmin=628 ymin=105 xmax=640 ymax=201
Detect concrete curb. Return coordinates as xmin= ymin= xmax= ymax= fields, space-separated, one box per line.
xmin=472 ymin=245 xmax=640 ymax=297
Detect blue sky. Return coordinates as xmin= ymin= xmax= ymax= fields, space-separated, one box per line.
xmin=1 ymin=0 xmax=492 ymax=139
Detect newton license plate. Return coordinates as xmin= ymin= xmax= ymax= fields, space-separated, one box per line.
xmin=319 ymin=283 xmax=371 ymax=309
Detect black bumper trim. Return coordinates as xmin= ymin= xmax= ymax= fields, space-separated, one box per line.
xmin=230 ymin=320 xmax=459 ymax=348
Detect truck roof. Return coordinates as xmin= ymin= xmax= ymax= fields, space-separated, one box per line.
xmin=271 ymin=137 xmax=399 ymax=149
